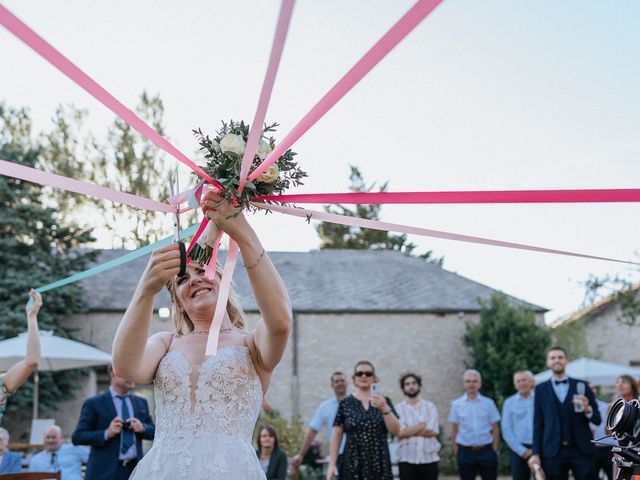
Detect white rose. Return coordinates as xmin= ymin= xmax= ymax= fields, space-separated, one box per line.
xmin=256 ymin=139 xmax=272 ymax=160
xmin=219 ymin=133 xmax=246 ymax=158
xmin=256 ymin=165 xmax=279 ymax=184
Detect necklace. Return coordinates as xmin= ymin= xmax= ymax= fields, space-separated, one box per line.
xmin=190 ymin=326 xmax=233 ymax=335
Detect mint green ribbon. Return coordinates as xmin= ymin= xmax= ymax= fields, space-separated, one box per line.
xmin=32 ymin=224 xmax=199 ymax=297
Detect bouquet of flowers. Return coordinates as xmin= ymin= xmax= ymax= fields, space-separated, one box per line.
xmin=188 ymin=120 xmax=307 ymax=265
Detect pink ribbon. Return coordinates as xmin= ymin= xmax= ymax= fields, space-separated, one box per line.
xmin=204 ymin=227 xmax=225 ymax=280
xmin=238 ymin=0 xmax=295 ymax=194
xmin=257 ymin=189 xmax=640 ymax=204
xmin=206 ymin=239 xmax=239 ymax=355
xmin=0 ymin=4 xmax=220 ymax=189
xmin=249 ymin=0 xmax=443 ymax=182
xmin=254 ymin=202 xmax=640 ymax=266
xmin=0 ymin=158 xmax=174 ymax=212
xmin=185 ymin=217 xmax=210 ymax=257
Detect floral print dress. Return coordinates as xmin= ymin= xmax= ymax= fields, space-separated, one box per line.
xmin=334 ymin=394 xmax=398 ymax=480
xmin=0 ymin=375 xmax=9 ymax=422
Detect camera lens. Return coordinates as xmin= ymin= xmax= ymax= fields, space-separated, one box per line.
xmin=607 ymin=399 xmax=640 ymax=441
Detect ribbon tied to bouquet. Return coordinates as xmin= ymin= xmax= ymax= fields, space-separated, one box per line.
xmin=1 ymin=0 xmax=638 ymax=355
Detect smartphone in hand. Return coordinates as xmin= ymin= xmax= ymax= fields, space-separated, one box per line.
xmin=372 ymin=383 xmax=381 ymax=397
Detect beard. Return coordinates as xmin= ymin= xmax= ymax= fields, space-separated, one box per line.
xmin=404 ymin=389 xmax=420 ymax=398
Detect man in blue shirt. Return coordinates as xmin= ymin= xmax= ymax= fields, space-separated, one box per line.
xmin=29 ymin=425 xmax=89 ymax=480
xmin=0 ymin=427 xmax=22 ymax=473
xmin=501 ymin=370 xmax=535 ymax=480
xmin=448 ymin=369 xmax=501 ymax=480
xmin=292 ymin=371 xmax=348 ymax=474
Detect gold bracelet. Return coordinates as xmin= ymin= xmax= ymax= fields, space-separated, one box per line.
xmin=244 ymin=248 xmax=266 ymax=270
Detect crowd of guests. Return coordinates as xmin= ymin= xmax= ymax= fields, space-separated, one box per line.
xmin=0 ymin=289 xmax=638 ymax=480
xmin=287 ymin=347 xmax=640 ymax=480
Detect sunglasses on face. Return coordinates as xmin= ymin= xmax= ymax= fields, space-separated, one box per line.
xmin=354 ymin=371 xmax=374 ymax=377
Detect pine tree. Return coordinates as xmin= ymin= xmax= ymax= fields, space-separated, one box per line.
xmin=0 ymin=103 xmax=97 ymax=418
xmin=316 ymin=166 xmax=441 ymax=262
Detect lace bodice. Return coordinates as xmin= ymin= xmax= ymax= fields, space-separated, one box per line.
xmin=129 ymin=345 xmax=266 ymax=479
xmin=154 ymin=345 xmax=262 ymax=441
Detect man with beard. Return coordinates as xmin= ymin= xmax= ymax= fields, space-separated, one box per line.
xmin=292 ymin=372 xmax=348 ymax=474
xmin=501 ymin=370 xmax=535 ymax=480
xmin=528 ymin=346 xmax=600 ymax=480
xmin=396 ymin=372 xmax=441 ymax=480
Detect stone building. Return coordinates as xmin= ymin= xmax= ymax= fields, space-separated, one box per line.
xmin=550 ymin=287 xmax=640 ymax=366
xmin=6 ymin=249 xmax=546 ymax=445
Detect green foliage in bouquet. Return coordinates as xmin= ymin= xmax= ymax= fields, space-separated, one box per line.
xmin=189 ymin=120 xmax=307 ymax=265
xmin=193 ymin=120 xmax=307 ymax=213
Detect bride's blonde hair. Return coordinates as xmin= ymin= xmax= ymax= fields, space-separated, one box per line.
xmin=166 ymin=264 xmax=247 ymax=335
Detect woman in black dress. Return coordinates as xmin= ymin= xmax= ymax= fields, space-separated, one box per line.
xmin=327 ymin=360 xmax=400 ymax=480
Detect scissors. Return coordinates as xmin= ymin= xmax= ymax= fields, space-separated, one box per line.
xmin=169 ymin=171 xmax=187 ymax=277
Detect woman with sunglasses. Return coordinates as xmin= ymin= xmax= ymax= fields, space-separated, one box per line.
xmin=327 ymin=360 xmax=400 ymax=480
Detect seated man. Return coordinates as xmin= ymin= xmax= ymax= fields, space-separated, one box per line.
xmin=29 ymin=425 xmax=88 ymax=480
xmin=0 ymin=427 xmax=22 ymax=473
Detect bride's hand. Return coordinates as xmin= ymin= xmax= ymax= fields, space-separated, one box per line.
xmin=200 ymin=189 xmax=255 ymax=245
xmin=139 ymin=243 xmax=183 ymax=296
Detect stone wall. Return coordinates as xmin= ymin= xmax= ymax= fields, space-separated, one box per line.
xmin=581 ymin=303 xmax=640 ymax=365
xmin=8 ymin=308 xmax=545 ymax=448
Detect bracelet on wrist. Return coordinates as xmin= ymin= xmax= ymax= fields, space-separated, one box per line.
xmin=383 ymin=409 xmax=391 ymax=415
xmin=244 ymin=248 xmax=266 ymax=270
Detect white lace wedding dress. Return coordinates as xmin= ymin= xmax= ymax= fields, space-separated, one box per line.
xmin=129 ymin=345 xmax=266 ymax=479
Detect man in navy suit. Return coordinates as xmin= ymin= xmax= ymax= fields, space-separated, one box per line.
xmin=72 ymin=365 xmax=155 ymax=480
xmin=528 ymin=346 xmax=600 ymax=480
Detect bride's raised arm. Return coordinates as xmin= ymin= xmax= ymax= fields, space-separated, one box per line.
xmin=201 ymin=191 xmax=292 ymax=372
xmin=112 ymin=243 xmax=182 ymax=383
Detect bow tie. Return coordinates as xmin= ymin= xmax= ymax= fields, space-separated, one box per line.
xmin=554 ymin=379 xmax=568 ymax=385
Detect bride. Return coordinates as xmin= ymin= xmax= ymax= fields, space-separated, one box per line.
xmin=112 ymin=189 xmax=291 ymax=479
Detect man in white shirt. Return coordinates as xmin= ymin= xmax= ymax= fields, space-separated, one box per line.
xmin=396 ymin=372 xmax=441 ymax=480
xmin=448 ymin=369 xmax=501 ymax=480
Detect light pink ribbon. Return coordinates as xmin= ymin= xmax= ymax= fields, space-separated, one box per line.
xmin=253 ymin=202 xmax=640 ymax=266
xmin=249 ymin=0 xmax=443 ymax=182
xmin=257 ymin=189 xmax=640 ymax=204
xmin=0 ymin=158 xmax=174 ymax=212
xmin=0 ymin=4 xmax=220 ymax=189
xmin=206 ymin=239 xmax=239 ymax=355
xmin=238 ymin=0 xmax=295 ymax=194
xmin=204 ymin=227 xmax=224 ymax=280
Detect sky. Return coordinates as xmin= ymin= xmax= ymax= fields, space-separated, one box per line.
xmin=1 ymin=0 xmax=639 ymax=322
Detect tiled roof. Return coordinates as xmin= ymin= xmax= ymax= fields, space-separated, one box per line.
xmin=82 ymin=249 xmax=546 ymax=313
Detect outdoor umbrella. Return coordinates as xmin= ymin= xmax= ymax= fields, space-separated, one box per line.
xmin=0 ymin=330 xmax=112 ymax=418
xmin=534 ymin=357 xmax=640 ymax=385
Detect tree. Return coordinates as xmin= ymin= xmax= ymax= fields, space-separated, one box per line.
xmin=464 ymin=292 xmax=551 ymax=407
xmin=0 ymin=103 xmax=97 ymax=422
xmin=39 ymin=92 xmax=175 ymax=248
xmin=582 ymin=273 xmax=640 ymax=326
xmin=316 ymin=166 xmax=441 ymax=263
